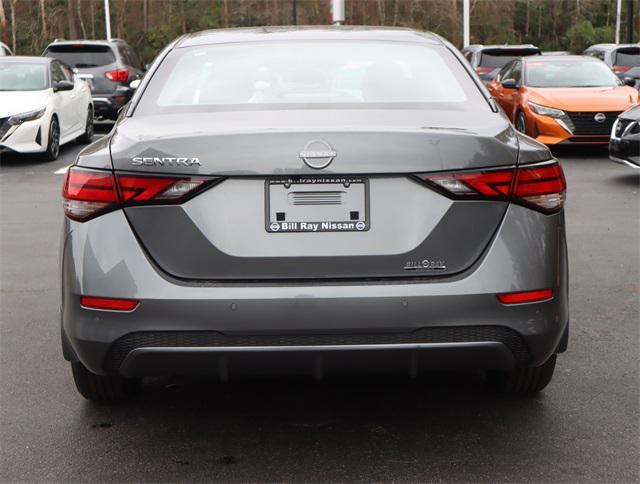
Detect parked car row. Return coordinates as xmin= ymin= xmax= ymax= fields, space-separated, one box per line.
xmin=0 ymin=38 xmax=144 ymax=161
xmin=464 ymin=43 xmax=639 ymax=168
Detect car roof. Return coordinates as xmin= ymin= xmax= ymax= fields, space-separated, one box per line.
xmin=586 ymin=43 xmax=639 ymax=51
xmin=0 ymin=55 xmax=49 ymax=63
xmin=464 ymin=44 xmax=538 ymax=51
xmin=177 ymin=26 xmax=442 ymax=48
xmin=45 ymin=39 xmax=126 ymax=48
xmin=523 ymin=55 xmax=599 ymax=63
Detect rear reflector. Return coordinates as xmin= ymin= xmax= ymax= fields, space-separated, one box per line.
xmin=80 ymin=296 xmax=139 ymax=311
xmin=63 ymin=167 xmax=217 ymax=221
xmin=418 ymin=161 xmax=566 ymax=214
xmin=497 ymin=289 xmax=553 ymax=305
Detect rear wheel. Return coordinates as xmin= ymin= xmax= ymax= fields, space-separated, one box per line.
xmin=488 ymin=354 xmax=557 ymax=395
xmin=43 ymin=116 xmax=60 ymax=161
xmin=71 ymin=361 xmax=140 ymax=402
xmin=76 ymin=106 xmax=94 ymax=144
xmin=515 ymin=111 xmax=527 ymax=135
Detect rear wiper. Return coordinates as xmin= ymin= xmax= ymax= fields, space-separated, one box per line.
xmin=73 ymin=63 xmax=98 ymax=68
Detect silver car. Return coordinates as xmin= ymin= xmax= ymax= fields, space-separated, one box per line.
xmin=61 ymin=27 xmax=569 ymax=402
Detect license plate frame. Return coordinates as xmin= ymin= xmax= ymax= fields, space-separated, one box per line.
xmin=265 ymin=176 xmax=370 ymax=233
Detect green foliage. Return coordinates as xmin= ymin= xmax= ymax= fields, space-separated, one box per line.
xmin=566 ymin=19 xmax=615 ymax=53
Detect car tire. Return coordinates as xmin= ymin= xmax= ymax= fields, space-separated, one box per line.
xmin=515 ymin=111 xmax=527 ymax=135
xmin=43 ymin=116 xmax=60 ymax=161
xmin=71 ymin=361 xmax=141 ymax=402
xmin=488 ymin=354 xmax=557 ymax=395
xmin=76 ymin=106 xmax=94 ymax=144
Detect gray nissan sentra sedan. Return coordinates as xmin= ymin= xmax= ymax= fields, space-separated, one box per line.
xmin=61 ymin=27 xmax=568 ymax=402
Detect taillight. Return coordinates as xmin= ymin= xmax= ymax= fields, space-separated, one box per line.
xmin=497 ymin=288 xmax=553 ymax=305
xmin=418 ymin=161 xmax=566 ymax=214
xmin=613 ymin=65 xmax=631 ymax=74
xmin=475 ymin=66 xmax=494 ymax=75
xmin=105 ymin=68 xmax=129 ymax=82
xmin=62 ymin=167 xmax=215 ymax=221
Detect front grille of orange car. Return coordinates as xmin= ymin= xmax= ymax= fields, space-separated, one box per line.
xmin=565 ymin=111 xmax=621 ymax=135
xmin=103 ymin=326 xmax=532 ymax=373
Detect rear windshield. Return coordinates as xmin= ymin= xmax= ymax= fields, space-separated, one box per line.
xmin=135 ymin=41 xmax=489 ymax=114
xmin=615 ymin=48 xmax=640 ymax=67
xmin=44 ymin=44 xmax=115 ymax=68
xmin=0 ymin=62 xmax=48 ymax=91
xmin=480 ymin=49 xmax=540 ymax=68
xmin=525 ymin=60 xmax=621 ymax=88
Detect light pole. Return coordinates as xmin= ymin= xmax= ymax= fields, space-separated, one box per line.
xmin=104 ymin=0 xmax=111 ymax=41
xmin=463 ymin=0 xmax=470 ymax=47
xmin=616 ymin=0 xmax=622 ymax=44
xmin=331 ymin=0 xmax=345 ymax=25
xmin=626 ymin=0 xmax=634 ymax=43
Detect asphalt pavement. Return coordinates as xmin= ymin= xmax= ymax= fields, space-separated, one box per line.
xmin=1 ymin=127 xmax=638 ymax=482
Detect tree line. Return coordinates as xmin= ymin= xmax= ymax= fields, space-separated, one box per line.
xmin=0 ymin=0 xmax=637 ymax=62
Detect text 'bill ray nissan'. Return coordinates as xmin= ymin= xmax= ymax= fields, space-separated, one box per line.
xmin=61 ymin=27 xmax=569 ymax=402
xmin=0 ymin=56 xmax=93 ymax=160
xmin=488 ymin=55 xmax=638 ymax=145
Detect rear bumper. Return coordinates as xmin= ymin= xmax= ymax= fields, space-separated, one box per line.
xmin=92 ymin=89 xmax=131 ymax=119
xmin=61 ymin=204 xmax=569 ymax=377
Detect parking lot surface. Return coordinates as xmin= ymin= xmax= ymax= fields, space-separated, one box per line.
xmin=1 ymin=127 xmax=638 ymax=482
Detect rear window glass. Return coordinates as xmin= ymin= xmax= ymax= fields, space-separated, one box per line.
xmin=480 ymin=50 xmax=540 ymax=68
xmin=44 ymin=45 xmax=115 ymax=68
xmin=615 ymin=48 xmax=640 ymax=67
xmin=136 ymin=41 xmax=489 ymax=114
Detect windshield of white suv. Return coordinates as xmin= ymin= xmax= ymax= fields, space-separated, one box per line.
xmin=0 ymin=62 xmax=48 ymax=91
xmin=135 ymin=41 xmax=489 ymax=114
xmin=525 ymin=59 xmax=621 ymax=88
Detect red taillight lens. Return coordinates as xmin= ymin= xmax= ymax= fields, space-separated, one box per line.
xmin=613 ymin=65 xmax=631 ymax=74
xmin=63 ymin=167 xmax=215 ymax=221
xmin=418 ymin=161 xmax=566 ymax=213
xmin=80 ymin=296 xmax=139 ymax=311
xmin=475 ymin=66 xmax=494 ymax=75
xmin=62 ymin=168 xmax=119 ymax=221
xmin=105 ymin=69 xmax=129 ymax=82
xmin=497 ymin=289 xmax=553 ymax=305
xmin=513 ymin=162 xmax=566 ymax=212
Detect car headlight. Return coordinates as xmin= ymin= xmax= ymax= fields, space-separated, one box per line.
xmin=8 ymin=107 xmax=46 ymax=126
xmin=528 ymin=102 xmax=566 ymax=119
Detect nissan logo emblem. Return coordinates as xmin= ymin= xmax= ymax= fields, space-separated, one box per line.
xmin=594 ymin=112 xmax=606 ymax=123
xmin=299 ymin=139 xmax=337 ymax=169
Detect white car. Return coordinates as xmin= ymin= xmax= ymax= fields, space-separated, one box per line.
xmin=0 ymin=56 xmax=93 ymax=160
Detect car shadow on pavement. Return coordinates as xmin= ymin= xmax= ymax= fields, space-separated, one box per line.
xmin=73 ymin=372 xmax=557 ymax=480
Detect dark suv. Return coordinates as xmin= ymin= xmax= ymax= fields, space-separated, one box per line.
xmin=43 ymin=39 xmax=144 ymax=120
xmin=461 ymin=44 xmax=541 ymax=83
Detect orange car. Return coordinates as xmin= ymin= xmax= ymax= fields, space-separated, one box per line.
xmin=487 ymin=55 xmax=638 ymax=145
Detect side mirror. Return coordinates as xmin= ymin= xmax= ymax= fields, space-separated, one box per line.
xmin=623 ymin=77 xmax=636 ymax=87
xmin=53 ymin=80 xmax=74 ymax=92
xmin=501 ymin=78 xmax=519 ymax=90
xmin=129 ymin=79 xmax=141 ymax=90
xmin=144 ymin=63 xmax=151 ymax=72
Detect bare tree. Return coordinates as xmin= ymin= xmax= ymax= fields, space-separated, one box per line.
xmin=9 ymin=0 xmax=16 ymax=53
xmin=39 ymin=0 xmax=47 ymax=42
xmin=0 ymin=0 xmax=8 ymax=46
xmin=76 ymin=0 xmax=87 ymax=39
